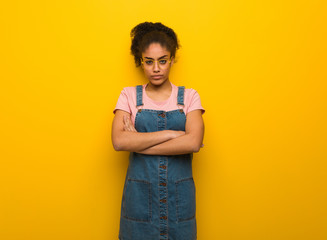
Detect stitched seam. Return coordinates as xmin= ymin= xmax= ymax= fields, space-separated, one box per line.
xmin=123 ymin=179 xmax=151 ymax=222
xmin=122 ymin=215 xmax=150 ymax=222
xmin=149 ymin=181 xmax=152 ymax=222
xmin=136 ymin=109 xmax=181 ymax=113
xmin=175 ymin=177 xmax=193 ymax=183
xmin=136 ymin=85 xmax=143 ymax=106
xmin=175 ymin=181 xmax=179 ymax=223
xmin=175 ymin=177 xmax=195 ymax=222
xmin=157 ymin=154 xmax=160 ymax=239
xmin=134 ymin=112 xmax=140 ymax=129
xmin=177 ymin=86 xmax=185 ymax=105
xmin=166 ymin=155 xmax=169 ymax=237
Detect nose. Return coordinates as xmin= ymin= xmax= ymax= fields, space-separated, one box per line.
xmin=153 ymin=61 xmax=160 ymax=72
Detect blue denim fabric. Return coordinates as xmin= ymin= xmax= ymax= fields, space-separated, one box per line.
xmin=118 ymin=85 xmax=197 ymax=240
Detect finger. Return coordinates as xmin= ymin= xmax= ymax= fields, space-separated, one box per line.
xmin=126 ymin=116 xmax=132 ymax=125
xmin=126 ymin=121 xmax=133 ymax=131
xmin=123 ymin=115 xmax=137 ymax=132
xmin=123 ymin=122 xmax=129 ymax=131
xmin=127 ymin=118 xmax=135 ymax=130
xmin=125 ymin=115 xmax=131 ymax=126
xmin=125 ymin=116 xmax=132 ymax=125
xmin=125 ymin=117 xmax=131 ymax=128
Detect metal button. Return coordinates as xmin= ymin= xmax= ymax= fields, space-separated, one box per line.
xmin=160 ymin=165 xmax=167 ymax=169
xmin=160 ymin=216 xmax=167 ymax=220
xmin=138 ymin=109 xmax=142 ymax=113
xmin=161 ymin=113 xmax=166 ymax=117
xmin=160 ymin=182 xmax=167 ymax=186
xmin=179 ymin=109 xmax=184 ymax=113
xmin=160 ymin=199 xmax=167 ymax=203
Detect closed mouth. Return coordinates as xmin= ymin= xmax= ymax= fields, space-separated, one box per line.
xmin=151 ymin=75 xmax=163 ymax=79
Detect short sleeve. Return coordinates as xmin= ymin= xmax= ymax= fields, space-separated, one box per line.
xmin=113 ymin=88 xmax=131 ymax=114
xmin=186 ymin=89 xmax=205 ymax=115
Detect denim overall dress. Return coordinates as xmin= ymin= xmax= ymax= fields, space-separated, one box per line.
xmin=118 ymin=85 xmax=197 ymax=240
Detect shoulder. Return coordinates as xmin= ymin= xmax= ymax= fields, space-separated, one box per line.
xmin=184 ymin=87 xmax=201 ymax=99
xmin=119 ymin=86 xmax=138 ymax=97
xmin=183 ymin=87 xmax=205 ymax=113
xmin=121 ymin=85 xmax=136 ymax=92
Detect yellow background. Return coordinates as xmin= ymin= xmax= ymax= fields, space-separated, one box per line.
xmin=1 ymin=0 xmax=326 ymax=239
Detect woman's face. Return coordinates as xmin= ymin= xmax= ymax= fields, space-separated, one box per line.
xmin=141 ymin=42 xmax=174 ymax=86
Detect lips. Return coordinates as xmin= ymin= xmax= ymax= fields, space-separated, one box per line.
xmin=151 ymin=75 xmax=163 ymax=79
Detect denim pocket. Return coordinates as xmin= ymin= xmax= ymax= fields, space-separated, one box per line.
xmin=175 ymin=177 xmax=196 ymax=222
xmin=122 ymin=179 xmax=151 ymax=222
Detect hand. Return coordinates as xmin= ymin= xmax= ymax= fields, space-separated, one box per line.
xmin=123 ymin=115 xmax=137 ymax=132
xmin=170 ymin=130 xmax=186 ymax=139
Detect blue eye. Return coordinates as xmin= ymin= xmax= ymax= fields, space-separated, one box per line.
xmin=160 ymin=60 xmax=167 ymax=64
xmin=145 ymin=60 xmax=153 ymax=65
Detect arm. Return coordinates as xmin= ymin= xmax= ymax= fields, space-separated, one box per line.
xmin=136 ymin=110 xmax=205 ymax=155
xmin=111 ymin=110 xmax=185 ymax=152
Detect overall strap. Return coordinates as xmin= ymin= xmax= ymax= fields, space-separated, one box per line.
xmin=177 ymin=86 xmax=185 ymax=105
xmin=136 ymin=85 xmax=143 ymax=106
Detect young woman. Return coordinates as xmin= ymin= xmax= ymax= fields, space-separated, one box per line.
xmin=111 ymin=21 xmax=205 ymax=240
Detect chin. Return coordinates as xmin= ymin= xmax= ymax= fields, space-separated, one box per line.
xmin=149 ymin=77 xmax=168 ymax=85
xmin=151 ymin=80 xmax=164 ymax=85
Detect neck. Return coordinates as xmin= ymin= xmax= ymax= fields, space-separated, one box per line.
xmin=146 ymin=80 xmax=172 ymax=92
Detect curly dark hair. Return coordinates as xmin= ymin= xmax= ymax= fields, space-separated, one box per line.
xmin=130 ymin=21 xmax=180 ymax=67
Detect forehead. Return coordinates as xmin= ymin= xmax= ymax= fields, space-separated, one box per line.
xmin=142 ymin=43 xmax=171 ymax=58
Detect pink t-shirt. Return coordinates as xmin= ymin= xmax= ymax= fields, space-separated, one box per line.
xmin=113 ymin=82 xmax=205 ymax=125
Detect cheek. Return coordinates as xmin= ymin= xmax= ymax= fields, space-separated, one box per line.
xmin=164 ymin=69 xmax=170 ymax=75
xmin=142 ymin=69 xmax=149 ymax=75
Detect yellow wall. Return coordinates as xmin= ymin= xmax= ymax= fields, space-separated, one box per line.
xmin=1 ymin=0 xmax=326 ymax=239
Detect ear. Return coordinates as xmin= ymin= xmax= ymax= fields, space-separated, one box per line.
xmin=171 ymin=57 xmax=174 ymax=67
xmin=139 ymin=57 xmax=144 ymax=69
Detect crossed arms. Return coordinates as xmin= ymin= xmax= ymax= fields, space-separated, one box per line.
xmin=111 ymin=109 xmax=204 ymax=155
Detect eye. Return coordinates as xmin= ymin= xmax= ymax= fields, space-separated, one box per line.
xmin=159 ymin=59 xmax=167 ymax=64
xmin=145 ymin=60 xmax=153 ymax=65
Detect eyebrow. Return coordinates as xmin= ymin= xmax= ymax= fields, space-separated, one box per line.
xmin=143 ymin=55 xmax=169 ymax=60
